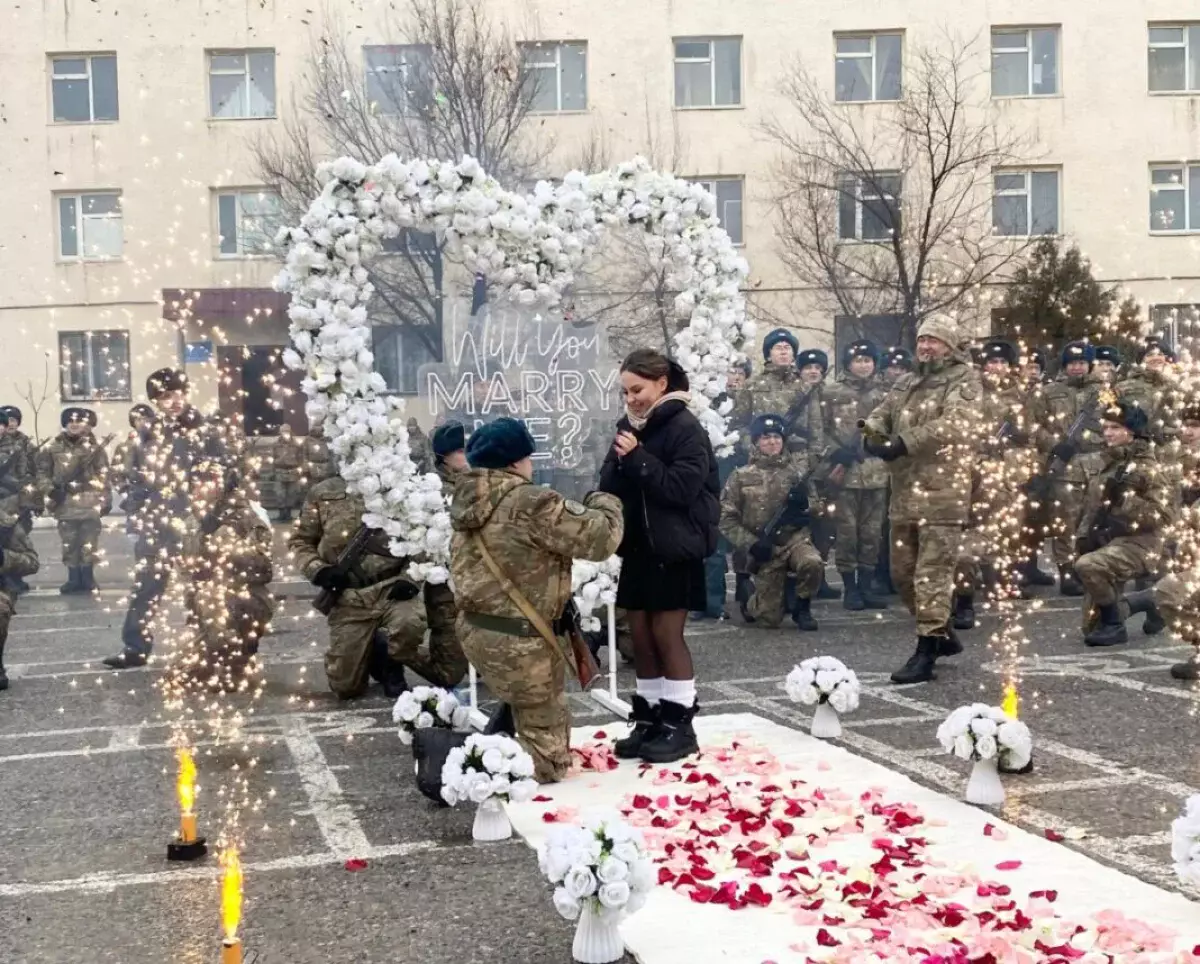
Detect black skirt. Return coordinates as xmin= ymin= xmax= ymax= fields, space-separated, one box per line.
xmin=616 ymin=553 xmax=708 ymax=613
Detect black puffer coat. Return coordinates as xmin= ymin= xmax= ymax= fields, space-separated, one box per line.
xmin=598 ymin=398 xmax=721 ymax=563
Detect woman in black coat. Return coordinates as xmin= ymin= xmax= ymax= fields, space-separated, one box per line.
xmin=598 ymin=348 xmax=720 ymax=764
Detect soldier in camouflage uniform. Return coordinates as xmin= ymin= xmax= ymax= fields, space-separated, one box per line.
xmin=290 ymin=475 xmax=465 ymax=700
xmin=874 ymin=347 xmax=913 ymax=594
xmin=109 ymin=404 xmax=155 ymax=500
xmin=0 ymin=510 xmax=40 ymax=691
xmin=1030 ymin=341 xmax=1108 ymax=596
xmin=36 ymin=408 xmax=110 ymax=594
xmin=821 ymin=340 xmax=889 ymax=611
xmin=719 ymin=414 xmax=823 ymax=631
xmin=449 ymin=418 xmax=623 ymax=783
xmin=1093 ymin=345 xmax=1121 ymax=384
xmin=304 ymin=424 xmax=335 ymax=488
xmin=1073 ymin=400 xmax=1171 ymax=647
xmin=862 ymin=314 xmax=982 ymax=684
xmin=428 ymin=421 xmax=467 ymax=681
xmin=1 ymin=407 xmax=39 ymax=595
xmin=269 ymin=424 xmax=306 ymax=521
xmin=408 ymin=417 xmax=434 ymax=474
xmin=0 ymin=410 xmax=30 ymax=522
xmin=796 ymin=348 xmax=838 ymax=600
xmin=1116 ymin=337 xmax=1178 ymax=443
xmin=731 ymin=330 xmax=823 ymax=471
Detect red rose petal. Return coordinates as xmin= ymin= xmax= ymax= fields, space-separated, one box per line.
xmin=542 ymin=812 xmax=558 ymax=823
xmin=532 ymin=794 xmax=553 ymax=803
xmin=816 ymin=928 xmax=841 ymax=947
xmin=658 ymin=868 xmax=676 ymax=885
xmin=1044 ymin=828 xmax=1065 ymax=842
xmin=343 ymin=858 xmax=368 ymax=871
xmin=631 ymin=794 xmax=652 ymax=809
xmin=1031 ymin=889 xmax=1059 ymax=902
xmin=983 ymin=822 xmax=997 ymax=836
xmin=689 ymin=883 xmax=716 ymax=904
xmin=593 ymin=730 xmax=607 ymax=739
xmin=995 ymin=860 xmax=1023 ymax=871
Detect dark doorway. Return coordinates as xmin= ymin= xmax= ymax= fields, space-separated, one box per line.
xmin=218 ymin=345 xmax=308 ymax=436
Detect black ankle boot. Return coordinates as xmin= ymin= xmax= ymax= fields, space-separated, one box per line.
xmin=735 ymin=574 xmax=756 ymax=623
xmin=816 ymin=573 xmax=841 ymax=600
xmin=792 ymin=596 xmax=818 ymax=632
xmin=1125 ymin=589 xmax=1165 ymax=635
xmin=1084 ymin=602 xmax=1128 ymax=647
xmin=939 ymin=623 xmax=964 ymax=657
xmin=841 ymin=570 xmax=864 ymax=611
xmin=1059 ymin=565 xmax=1084 ymax=597
xmin=382 ymin=662 xmax=409 ymax=699
xmin=857 ymin=567 xmax=889 ymax=609
xmin=639 ymin=699 xmax=698 ymax=763
xmin=614 ymin=695 xmax=661 ymax=759
xmin=60 ymin=567 xmax=83 ymax=594
xmin=80 ymin=566 xmax=98 ymax=592
xmin=1020 ymin=556 xmax=1056 ymax=587
xmin=890 ymin=636 xmax=940 ymax=684
xmin=482 ymin=702 xmax=515 ymax=736
xmin=952 ymin=593 xmax=976 ymax=630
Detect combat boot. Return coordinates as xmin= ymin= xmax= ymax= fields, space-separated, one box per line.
xmin=792 ymin=596 xmax=818 ymax=632
xmin=1084 ymin=602 xmax=1128 ymax=647
xmin=613 ymin=695 xmax=661 ymax=759
xmin=102 ymin=649 xmax=148 ymax=669
xmin=857 ymin=568 xmax=889 ymax=610
xmin=890 ymin=636 xmax=939 ymax=685
xmin=841 ymin=570 xmax=864 ymax=611
xmin=939 ymin=622 xmax=964 ymax=657
xmin=875 ymin=562 xmax=897 ymax=595
xmin=59 ymin=567 xmax=84 ymax=594
xmin=1125 ymin=589 xmax=1165 ymax=635
xmin=0 ymin=631 xmax=8 ymax=691
xmin=80 ymin=566 xmax=99 ymax=592
xmin=734 ymin=573 xmax=756 ymax=624
xmin=1058 ymin=565 xmax=1084 ymax=597
xmin=382 ymin=662 xmax=409 ymax=699
xmin=952 ymin=593 xmax=975 ymax=630
xmin=13 ymin=577 xmax=30 ymax=594
xmin=1019 ymin=554 xmax=1056 ymax=587
xmin=639 ymin=699 xmax=698 ymax=763
xmin=816 ymin=573 xmax=841 ymax=600
xmin=1170 ymin=655 xmax=1200 ymax=680
xmin=482 ymin=702 xmax=516 ymax=736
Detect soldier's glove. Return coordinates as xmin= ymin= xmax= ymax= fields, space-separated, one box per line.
xmin=311 ymin=566 xmax=349 ymax=591
xmin=749 ymin=540 xmax=774 ymax=564
xmin=50 ymin=484 xmax=67 ymax=503
xmin=1051 ymin=441 xmax=1079 ymax=464
xmin=829 ymin=446 xmax=860 ymax=467
xmin=199 ymin=512 xmax=223 ymax=536
xmin=786 ymin=483 xmax=810 ymax=512
xmin=1102 ymin=517 xmax=1133 ymax=540
xmin=865 ymin=435 xmax=907 ymax=462
xmin=388 ymin=578 xmax=420 ymax=602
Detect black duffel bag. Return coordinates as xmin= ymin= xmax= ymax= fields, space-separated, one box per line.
xmin=412 ymin=727 xmax=470 ymax=807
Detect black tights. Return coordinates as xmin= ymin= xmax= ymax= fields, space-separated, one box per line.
xmin=627 ymin=609 xmax=693 ymax=681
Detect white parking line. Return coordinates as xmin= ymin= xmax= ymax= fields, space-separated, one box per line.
xmin=282 ymin=717 xmax=373 ymax=858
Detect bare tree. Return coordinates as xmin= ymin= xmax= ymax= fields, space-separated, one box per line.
xmin=14 ymin=352 xmax=54 ymax=443
xmin=761 ymin=35 xmax=1039 ymax=344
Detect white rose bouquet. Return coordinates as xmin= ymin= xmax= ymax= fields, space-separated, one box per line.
xmin=440 ymin=733 xmax=539 ymax=807
xmin=392 ymin=686 xmax=471 ymax=746
xmin=540 ymin=813 xmax=656 ymax=925
xmin=1171 ymin=794 xmax=1200 ymax=887
xmin=936 ymin=703 xmax=1032 ymax=770
xmin=785 ymin=657 xmax=859 ymax=738
xmin=572 ymin=556 xmax=622 ymax=633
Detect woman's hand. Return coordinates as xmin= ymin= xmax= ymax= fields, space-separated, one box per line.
xmin=613 ymin=431 xmax=639 ymax=458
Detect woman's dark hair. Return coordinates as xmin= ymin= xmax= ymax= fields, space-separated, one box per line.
xmin=621 ymin=349 xmax=690 ymax=392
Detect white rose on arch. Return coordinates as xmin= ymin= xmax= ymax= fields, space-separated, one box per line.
xmin=276 ymin=155 xmax=751 ymax=583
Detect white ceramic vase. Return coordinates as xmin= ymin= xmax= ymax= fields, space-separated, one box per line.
xmin=572 ymin=905 xmax=624 ymax=964
xmin=810 ymin=701 xmax=842 ymax=739
xmin=472 ymin=797 xmax=513 ymax=842
xmin=965 ymin=756 xmax=1006 ymax=806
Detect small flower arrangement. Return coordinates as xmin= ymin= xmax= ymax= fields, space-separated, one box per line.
xmin=785 ymin=656 xmax=861 ymax=714
xmin=572 ymin=557 xmax=622 ymax=632
xmin=392 ymin=686 xmax=471 ymax=745
xmin=1171 ymin=794 xmax=1200 ymax=887
xmin=540 ymin=814 xmax=656 ymax=923
xmin=440 ymin=734 xmax=539 ymax=807
xmin=936 ymin=703 xmax=1033 ymax=770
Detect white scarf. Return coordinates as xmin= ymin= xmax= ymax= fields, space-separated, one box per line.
xmin=625 ymin=390 xmax=693 ymax=431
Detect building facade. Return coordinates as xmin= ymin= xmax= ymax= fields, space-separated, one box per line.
xmin=2 ymin=0 xmax=1199 ymax=437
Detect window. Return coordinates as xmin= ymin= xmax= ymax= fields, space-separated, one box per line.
xmin=59 ymin=330 xmax=131 ymax=401
xmin=1150 ymin=304 xmax=1200 ymax=345
xmin=991 ymin=27 xmax=1059 ymax=97
xmin=363 ymin=44 xmax=431 ymax=114
xmin=50 ymin=54 xmax=118 ymax=122
xmin=835 ymin=33 xmax=902 ymax=102
xmin=215 ymin=190 xmax=283 ymax=256
xmin=1149 ymin=163 xmax=1200 ymax=233
xmin=373 ymin=324 xmax=442 ymax=395
xmin=1149 ymin=25 xmax=1200 ymax=93
xmin=208 ymin=50 xmax=276 ymax=119
xmin=674 ymin=37 xmax=742 ymax=108
xmin=520 ymin=42 xmax=587 ymax=112
xmin=837 ymin=174 xmax=902 ymax=241
xmin=57 ymin=192 xmax=123 ymax=260
xmin=690 ymin=178 xmax=744 ymax=245
xmin=993 ymin=170 xmax=1060 ymax=236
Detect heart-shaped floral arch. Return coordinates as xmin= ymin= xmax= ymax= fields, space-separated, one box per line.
xmin=275 ymin=155 xmax=753 ymax=586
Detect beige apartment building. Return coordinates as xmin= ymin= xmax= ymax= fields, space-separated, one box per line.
xmin=2 ymin=0 xmax=1199 ymax=438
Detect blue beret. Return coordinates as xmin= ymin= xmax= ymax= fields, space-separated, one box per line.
xmin=466 ymin=417 xmax=536 ymax=470
xmin=432 ymin=421 xmax=466 ymax=457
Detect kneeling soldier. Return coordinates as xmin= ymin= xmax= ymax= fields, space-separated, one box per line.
xmin=0 ymin=512 xmax=39 ymax=691
xmin=719 ymin=414 xmax=823 ymax=631
xmin=450 ymin=418 xmax=623 ymax=783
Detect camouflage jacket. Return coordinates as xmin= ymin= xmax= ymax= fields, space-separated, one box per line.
xmin=1160 ymin=440 xmax=1200 ymax=516
xmin=863 ymin=353 xmax=983 ymax=526
xmin=270 ymin=436 xmax=306 ymax=482
xmin=731 ymin=364 xmax=824 ymax=473
xmin=449 ymin=469 xmax=623 ymax=624
xmin=0 ymin=432 xmax=32 ymax=515
xmin=0 ymin=515 xmax=39 ymax=615
xmin=305 ymin=436 xmax=335 ymax=485
xmin=188 ymin=496 xmax=275 ymax=623
xmin=1116 ymin=368 xmax=1178 ymax=441
xmin=109 ymin=432 xmax=142 ymax=494
xmin=408 ymin=421 xmax=433 ymax=474
xmin=1031 ymin=373 xmax=1108 ymax=483
xmin=36 ymin=432 xmax=111 ymax=521
xmin=820 ymin=372 xmax=888 ymax=489
xmin=288 ymin=477 xmax=409 ymax=589
xmin=719 ymin=451 xmax=810 ymax=550
xmin=1077 ymin=439 xmax=1171 ymax=549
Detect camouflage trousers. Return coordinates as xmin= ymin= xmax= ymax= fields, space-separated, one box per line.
xmin=57 ymin=516 xmax=101 ymax=566
xmin=833 ymin=487 xmax=887 ymax=571
xmin=1047 ymin=479 xmax=1088 ymax=568
xmin=953 ymin=529 xmax=988 ymax=592
xmin=1077 ymin=538 xmax=1152 ymax=629
xmin=458 ymin=621 xmax=570 ymax=783
xmin=748 ymin=533 xmax=824 ymax=627
xmin=892 ymin=522 xmax=967 ymax=636
xmin=191 ymin=587 xmax=275 ymax=678
xmin=1155 ymin=573 xmax=1200 ymax=644
xmin=424 ymin=581 xmax=465 ymax=675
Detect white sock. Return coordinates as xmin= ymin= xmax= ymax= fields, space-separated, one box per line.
xmin=662 ymin=678 xmax=696 ymax=707
xmin=636 ymin=677 xmax=664 ymax=705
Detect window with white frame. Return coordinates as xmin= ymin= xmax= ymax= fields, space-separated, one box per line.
xmin=834 ymin=33 xmax=902 ymax=102
xmin=991 ymin=27 xmax=1060 ymax=96
xmin=208 ymin=50 xmax=276 ymax=119
xmin=57 ymin=192 xmax=123 ymax=260
xmin=689 ymin=178 xmax=744 ymax=245
xmin=993 ymin=170 xmax=1060 ymax=236
xmin=373 ymin=324 xmax=442 ymax=395
xmin=215 ymin=190 xmax=284 ymax=256
xmin=1149 ymin=163 xmax=1200 ymax=233
xmin=50 ymin=54 xmax=118 ymax=122
xmin=1149 ymin=24 xmax=1200 ymax=93
xmin=1150 ymin=304 xmax=1200 ymax=346
xmin=674 ymin=37 xmax=742 ymax=108
xmin=520 ymin=42 xmax=587 ymax=112
xmin=58 ymin=330 xmax=131 ymax=401
xmin=363 ymin=44 xmax=431 ymax=114
xmin=837 ymin=173 xmax=902 ymax=241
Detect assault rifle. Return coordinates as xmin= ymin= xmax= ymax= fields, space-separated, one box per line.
xmin=745 ymin=476 xmax=814 ymax=576
xmin=1026 ymin=407 xmax=1101 ymax=501
xmin=312 ymin=524 xmax=373 ymax=616
xmin=780 ymin=385 xmax=819 ymax=444
xmin=1077 ymin=463 xmax=1142 ymax=554
xmin=48 ymin=434 xmax=116 ymax=511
